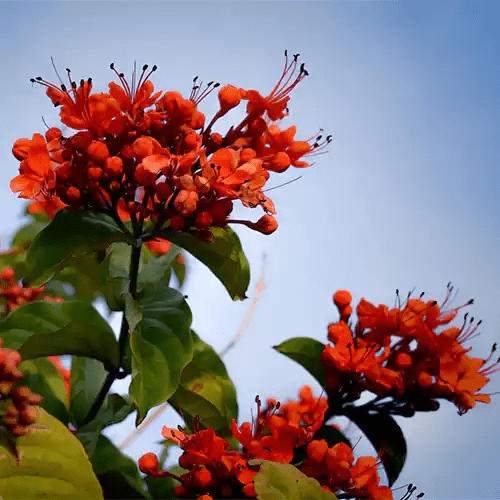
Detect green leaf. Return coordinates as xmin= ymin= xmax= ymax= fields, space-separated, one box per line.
xmin=19 ymin=358 xmax=69 ymax=423
xmin=76 ymin=394 xmax=134 ymax=459
xmin=343 ymin=406 xmax=407 ymax=486
xmin=129 ymin=282 xmax=194 ymax=424
xmin=169 ymin=331 xmax=238 ymax=435
xmin=51 ymin=252 xmax=104 ymax=303
xmin=25 ymin=209 xmax=134 ymax=287
xmin=0 ymin=247 xmax=28 ymax=280
xmin=139 ymin=242 xmax=181 ymax=287
xmin=11 ymin=218 xmax=50 ymax=249
xmin=70 ymin=357 xmax=108 ymax=429
xmin=160 ymin=226 xmax=250 ymax=300
xmin=253 ymin=460 xmax=337 ymax=500
xmin=145 ymin=466 xmax=184 ymax=500
xmin=101 ymin=242 xmax=132 ymax=311
xmin=101 ymin=241 xmax=181 ymax=312
xmin=0 ymin=408 xmax=103 ymax=500
xmin=171 ymin=253 xmax=186 ymax=287
xmin=273 ymin=337 xmax=326 ymax=387
xmin=92 ymin=434 xmax=148 ymax=499
xmin=0 ymin=300 xmax=119 ymax=371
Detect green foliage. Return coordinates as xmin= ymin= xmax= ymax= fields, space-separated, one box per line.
xmin=0 ymin=408 xmax=103 ymax=500
xmin=100 ymin=242 xmax=132 ymax=312
xmin=0 ymin=301 xmax=120 ymax=371
xmin=169 ymin=331 xmax=238 ymax=436
xmin=160 ymin=226 xmax=250 ymax=300
xmin=129 ymin=282 xmax=194 ymax=424
xmin=0 ymin=248 xmax=28 ymax=278
xmin=145 ymin=466 xmax=184 ymax=500
xmin=25 ymin=209 xmax=135 ymax=287
xmin=343 ymin=405 xmax=407 ymax=486
xmin=11 ymin=215 xmax=49 ymax=250
xmin=76 ymin=393 xmax=134 ymax=459
xmin=70 ymin=357 xmax=108 ymax=429
xmin=253 ymin=460 xmax=337 ymax=500
xmin=19 ymin=358 xmax=69 ymax=424
xmin=140 ymin=242 xmax=182 ymax=287
xmin=273 ymin=337 xmax=327 ymax=387
xmin=92 ymin=434 xmax=149 ymax=499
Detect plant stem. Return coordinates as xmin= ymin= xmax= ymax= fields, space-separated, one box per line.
xmin=83 ymin=237 xmax=142 ymax=425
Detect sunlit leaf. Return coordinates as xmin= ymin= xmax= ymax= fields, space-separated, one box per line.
xmin=0 ymin=408 xmax=103 ymax=500
xmin=253 ymin=460 xmax=337 ymax=500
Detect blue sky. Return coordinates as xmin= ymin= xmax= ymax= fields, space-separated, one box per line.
xmin=1 ymin=2 xmax=499 ymax=498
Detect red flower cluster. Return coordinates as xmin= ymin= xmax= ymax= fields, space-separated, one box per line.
xmin=139 ymin=387 xmax=390 ymax=500
xmin=11 ymin=53 xmax=330 ymax=235
xmin=322 ymin=287 xmax=499 ymax=414
xmin=301 ymin=441 xmax=392 ymax=500
xmin=0 ymin=266 xmax=62 ymax=315
xmin=0 ymin=340 xmax=42 ymax=437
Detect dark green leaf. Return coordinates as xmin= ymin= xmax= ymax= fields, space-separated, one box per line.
xmin=19 ymin=358 xmax=69 ymax=424
xmin=273 ymin=337 xmax=326 ymax=387
xmin=0 ymin=301 xmax=119 ymax=371
xmin=25 ymin=209 xmax=134 ymax=287
xmin=11 ymin=218 xmax=49 ymax=249
xmin=169 ymin=331 xmax=238 ymax=436
xmin=51 ymin=252 xmax=104 ymax=303
xmin=70 ymin=357 xmax=108 ymax=429
xmin=139 ymin=242 xmax=182 ymax=287
xmin=101 ymin=242 xmax=132 ymax=311
xmin=92 ymin=434 xmax=148 ymax=499
xmin=145 ymin=466 xmax=184 ymax=500
xmin=160 ymin=226 xmax=249 ymax=300
xmin=171 ymin=253 xmax=186 ymax=287
xmin=0 ymin=248 xmax=28 ymax=280
xmin=343 ymin=406 xmax=407 ymax=485
xmin=0 ymin=408 xmax=103 ymax=500
xmin=253 ymin=460 xmax=337 ymax=500
xmin=129 ymin=282 xmax=194 ymax=424
xmin=76 ymin=394 xmax=135 ymax=459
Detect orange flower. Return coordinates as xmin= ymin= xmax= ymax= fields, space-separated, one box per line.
xmin=15 ymin=56 xmax=328 ymax=236
xmin=10 ymin=133 xmax=56 ymax=200
xmin=244 ymin=51 xmax=308 ymax=121
xmin=322 ymin=287 xmax=498 ymax=414
xmin=0 ymin=340 xmax=42 ymax=437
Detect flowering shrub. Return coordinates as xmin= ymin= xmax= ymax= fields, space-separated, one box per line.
xmin=0 ymin=54 xmax=495 ymax=500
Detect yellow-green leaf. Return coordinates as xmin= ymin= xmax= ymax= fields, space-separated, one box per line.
xmin=0 ymin=408 xmax=103 ymax=499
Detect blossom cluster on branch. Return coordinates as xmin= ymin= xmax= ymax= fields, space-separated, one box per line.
xmin=139 ymin=386 xmax=391 ymax=500
xmin=0 ymin=340 xmax=42 ymax=437
xmin=1 ymin=53 xmax=496 ymax=500
xmin=0 ymin=265 xmax=61 ymax=314
xmin=323 ymin=287 xmax=499 ymax=416
xmin=10 ymin=53 xmax=330 ymax=236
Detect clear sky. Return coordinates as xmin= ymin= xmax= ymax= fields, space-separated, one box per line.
xmin=1 ymin=1 xmax=499 ymax=499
